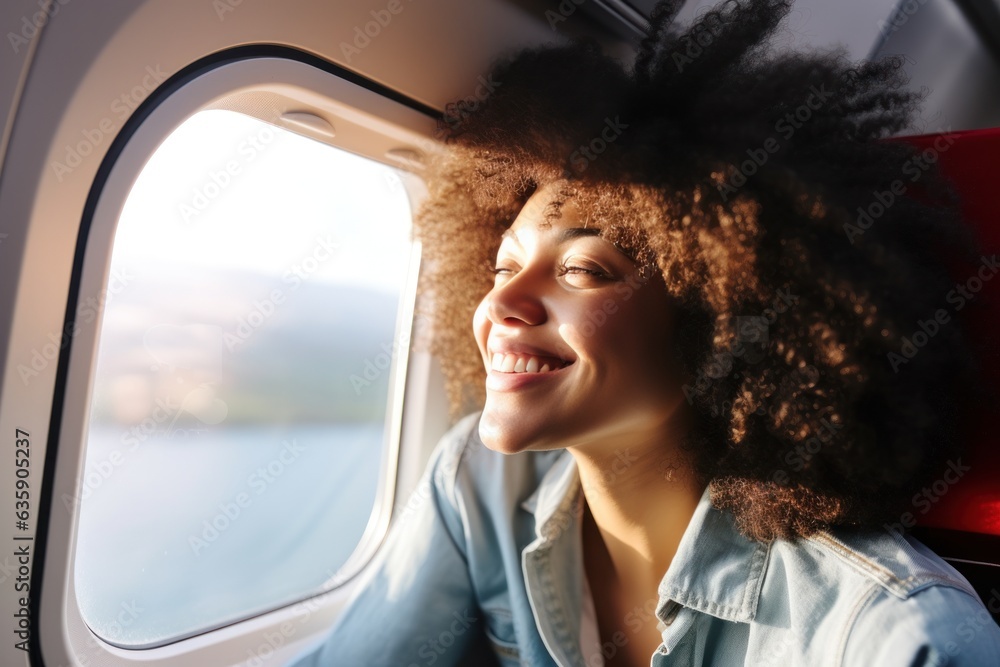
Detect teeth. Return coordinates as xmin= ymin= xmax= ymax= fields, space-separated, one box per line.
xmin=489 ymin=352 xmax=567 ymax=374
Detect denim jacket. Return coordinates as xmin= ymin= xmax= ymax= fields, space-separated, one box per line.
xmin=293 ymin=413 xmax=1000 ymax=667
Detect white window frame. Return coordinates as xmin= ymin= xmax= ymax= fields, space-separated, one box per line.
xmin=40 ymin=54 xmax=449 ymax=667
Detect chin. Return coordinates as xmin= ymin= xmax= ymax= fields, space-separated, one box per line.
xmin=478 ymin=414 xmax=525 ymax=454
xmin=477 ymin=409 xmax=562 ymax=455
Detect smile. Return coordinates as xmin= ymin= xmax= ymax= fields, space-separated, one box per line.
xmin=489 ymin=352 xmax=572 ymax=374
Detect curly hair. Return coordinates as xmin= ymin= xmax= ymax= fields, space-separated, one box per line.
xmin=411 ymin=0 xmax=984 ymax=541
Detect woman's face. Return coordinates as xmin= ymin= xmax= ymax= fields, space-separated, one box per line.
xmin=473 ymin=184 xmax=689 ymax=454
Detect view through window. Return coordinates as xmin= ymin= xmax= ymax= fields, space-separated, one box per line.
xmin=75 ymin=109 xmax=414 ymax=647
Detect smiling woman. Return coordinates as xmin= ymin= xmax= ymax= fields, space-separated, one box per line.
xmin=473 ymin=186 xmax=688 ymax=463
xmin=293 ymin=0 xmax=1000 ymax=666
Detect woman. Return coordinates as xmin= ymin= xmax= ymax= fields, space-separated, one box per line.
xmin=295 ymin=0 xmax=1000 ymax=664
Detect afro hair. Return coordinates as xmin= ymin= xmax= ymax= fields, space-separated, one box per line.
xmin=411 ymin=0 xmax=985 ymax=541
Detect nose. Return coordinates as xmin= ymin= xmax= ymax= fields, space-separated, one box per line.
xmin=482 ymin=269 xmax=547 ymax=327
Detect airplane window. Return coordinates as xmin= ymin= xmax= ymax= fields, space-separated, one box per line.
xmin=73 ymin=109 xmax=414 ymax=647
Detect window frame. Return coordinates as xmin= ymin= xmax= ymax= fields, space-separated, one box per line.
xmin=37 ymin=48 xmax=445 ymax=666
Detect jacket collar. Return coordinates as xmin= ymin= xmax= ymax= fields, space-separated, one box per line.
xmin=521 ymin=453 xmax=769 ymax=625
xmin=520 ymin=450 xmax=580 ymax=534
xmin=655 ymin=484 xmax=769 ymax=624
xmin=519 ymin=451 xmax=587 ymax=667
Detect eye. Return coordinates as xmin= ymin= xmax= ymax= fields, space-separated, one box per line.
xmin=557 ymin=261 xmax=612 ymax=281
xmin=490 ymin=262 xmax=519 ymax=281
xmin=560 ymin=265 xmax=607 ymax=277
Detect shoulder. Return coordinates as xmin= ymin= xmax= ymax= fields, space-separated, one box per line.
xmin=797 ymin=528 xmax=979 ymax=601
xmin=840 ymin=574 xmax=1000 ymax=666
xmin=762 ymin=526 xmax=1000 ymax=665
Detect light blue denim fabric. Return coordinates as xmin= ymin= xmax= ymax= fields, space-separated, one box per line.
xmin=292 ymin=413 xmax=1000 ymax=666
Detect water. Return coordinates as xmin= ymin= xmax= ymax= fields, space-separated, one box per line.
xmin=74 ymin=422 xmax=385 ymax=648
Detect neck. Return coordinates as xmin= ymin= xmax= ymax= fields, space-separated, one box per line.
xmin=569 ymin=417 xmax=706 ymax=596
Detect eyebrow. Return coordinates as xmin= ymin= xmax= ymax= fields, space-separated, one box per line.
xmin=500 ymin=227 xmax=602 ymax=247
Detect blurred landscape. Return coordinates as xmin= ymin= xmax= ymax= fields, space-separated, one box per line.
xmin=88 ymin=260 xmax=401 ymax=430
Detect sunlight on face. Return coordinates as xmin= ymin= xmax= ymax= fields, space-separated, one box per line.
xmin=472 ymin=183 xmax=688 ymax=454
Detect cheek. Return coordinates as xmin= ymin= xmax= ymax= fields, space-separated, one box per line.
xmin=552 ymin=297 xmax=609 ymax=357
xmin=472 ymin=299 xmax=491 ymax=351
xmin=627 ymin=298 xmax=684 ymax=385
xmin=557 ymin=298 xmax=636 ymax=371
xmin=602 ymin=296 xmax=675 ymax=370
